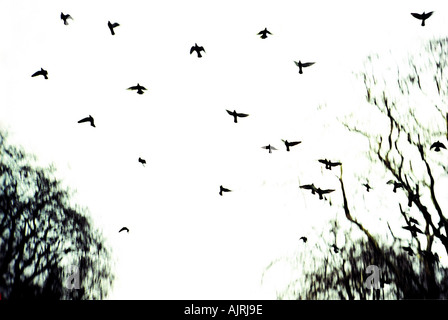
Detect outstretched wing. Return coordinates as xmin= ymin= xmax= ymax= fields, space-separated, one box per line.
xmin=329 ymin=161 xmax=342 ymax=167
xmin=294 ymin=61 xmax=300 ymax=66
xmin=31 ymin=71 xmax=42 ymax=77
xmin=320 ymin=189 xmax=335 ymax=194
xmin=318 ymin=159 xmax=329 ymax=165
xmin=411 ymin=12 xmax=423 ymax=19
xmin=226 ymin=109 xmax=234 ymax=116
xmin=236 ymin=112 xmax=249 ymax=117
xmin=301 ymin=62 xmax=315 ymax=68
xmin=288 ymin=141 xmax=302 ymax=146
xmin=128 ymin=86 xmax=138 ymax=90
xmin=300 ymin=184 xmax=315 ymax=190
xmin=78 ymin=117 xmax=90 ymax=124
xmin=119 ymin=227 xmax=129 ymax=233
xmin=111 ymin=22 xmax=120 ymax=28
xmin=221 ymin=187 xmax=231 ymax=192
xmin=423 ymin=11 xmax=434 ymax=19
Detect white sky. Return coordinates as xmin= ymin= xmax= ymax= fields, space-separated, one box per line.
xmin=1 ymin=0 xmax=447 ymax=299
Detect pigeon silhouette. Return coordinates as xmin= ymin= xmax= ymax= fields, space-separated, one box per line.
xmin=108 ymin=21 xmax=120 ymax=35
xmin=219 ymin=185 xmax=232 ymax=196
xmin=61 ymin=12 xmax=73 ymax=25
xmin=294 ymin=61 xmax=315 ymax=74
xmin=318 ymin=159 xmax=342 ymax=170
xmin=281 ymin=139 xmax=301 ymax=152
xmin=128 ymin=83 xmax=147 ymax=95
xmin=299 ymin=236 xmax=308 ymax=243
xmin=78 ymin=115 xmax=95 ymax=127
xmin=31 ymin=68 xmax=48 ymax=79
xmin=402 ymin=245 xmax=414 ymax=256
xmin=138 ymin=157 xmax=146 ymax=166
xmin=257 ymin=28 xmax=272 ymax=39
xmin=411 ymin=11 xmax=434 ymax=26
xmin=387 ymin=180 xmax=404 ymax=193
xmin=190 ymin=43 xmax=205 ymax=58
xmin=261 ymin=144 xmax=277 ymax=153
xmin=430 ymin=141 xmax=446 ymax=152
xmin=119 ymin=227 xmax=129 ymax=233
xmin=402 ymin=224 xmax=423 ymax=237
xmin=226 ymin=109 xmax=249 ymax=123
xmin=300 ymin=184 xmax=317 ymax=195
xmin=315 ymin=188 xmax=335 ymax=200
xmin=362 ymin=183 xmax=373 ymax=192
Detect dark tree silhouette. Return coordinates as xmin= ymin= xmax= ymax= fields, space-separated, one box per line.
xmin=0 ymin=130 xmax=114 ymax=299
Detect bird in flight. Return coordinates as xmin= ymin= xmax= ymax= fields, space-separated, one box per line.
xmin=300 ymin=183 xmax=317 ymax=195
xmin=261 ymin=144 xmax=277 ymax=153
xmin=138 ymin=157 xmax=146 ymax=166
xmin=60 ymin=12 xmax=73 ymax=25
xmin=402 ymin=224 xmax=423 ymax=237
xmin=128 ymin=83 xmax=147 ymax=95
xmin=387 ymin=179 xmax=404 ymax=193
xmin=294 ymin=61 xmax=315 ymax=74
xmin=78 ymin=115 xmax=95 ymax=127
xmin=219 ymin=185 xmax=232 ymax=196
xmin=281 ymin=139 xmax=301 ymax=152
xmin=299 ymin=236 xmax=308 ymax=243
xmin=226 ymin=109 xmax=249 ymax=123
xmin=108 ymin=21 xmax=120 ymax=35
xmin=402 ymin=245 xmax=414 ymax=256
xmin=315 ymin=188 xmax=335 ymax=200
xmin=411 ymin=11 xmax=434 ymax=26
xmin=362 ymin=183 xmax=373 ymax=192
xmin=430 ymin=141 xmax=446 ymax=152
xmin=119 ymin=227 xmax=129 ymax=233
xmin=31 ymin=68 xmax=48 ymax=79
xmin=318 ymin=159 xmax=342 ymax=170
xmin=190 ymin=43 xmax=205 ymax=58
xmin=257 ymin=28 xmax=272 ymax=39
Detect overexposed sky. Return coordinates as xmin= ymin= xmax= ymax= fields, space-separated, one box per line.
xmin=1 ymin=0 xmax=447 ymax=299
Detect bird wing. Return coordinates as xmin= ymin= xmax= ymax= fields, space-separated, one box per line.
xmin=411 ymin=13 xmax=423 ymax=19
xmin=271 ymin=146 xmax=277 ymax=150
xmin=31 ymin=71 xmax=42 ymax=77
xmin=288 ymin=141 xmax=302 ymax=146
xmin=423 ymin=11 xmax=434 ymax=19
xmin=329 ymin=161 xmax=342 ymax=167
xmin=294 ymin=61 xmax=300 ymax=66
xmin=300 ymin=184 xmax=315 ymax=190
xmin=431 ymin=141 xmax=446 ymax=149
xmin=386 ymin=179 xmax=395 ymax=185
xmin=236 ymin=112 xmax=249 ymax=117
xmin=301 ymin=62 xmax=315 ymax=68
xmin=226 ymin=109 xmax=234 ymax=116
xmin=199 ymin=46 xmax=205 ymax=52
xmin=318 ymin=159 xmax=329 ymax=165
xmin=128 ymin=86 xmax=138 ymax=90
xmin=119 ymin=227 xmax=128 ymax=233
xmin=112 ymin=22 xmax=119 ymax=28
xmin=266 ymin=29 xmax=272 ymax=34
xmin=221 ymin=187 xmax=231 ymax=192
xmin=78 ymin=117 xmax=90 ymax=123
xmin=320 ymin=189 xmax=335 ymax=194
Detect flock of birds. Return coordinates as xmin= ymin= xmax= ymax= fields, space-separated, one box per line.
xmin=29 ymin=10 xmax=446 ymax=257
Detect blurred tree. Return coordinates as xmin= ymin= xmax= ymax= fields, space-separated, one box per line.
xmin=264 ymin=37 xmax=448 ymax=299
xmin=0 ymin=130 xmax=114 ymax=299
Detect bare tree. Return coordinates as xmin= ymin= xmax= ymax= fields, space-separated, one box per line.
xmin=263 ymin=38 xmax=448 ymax=299
xmin=0 ymin=130 xmax=114 ymax=299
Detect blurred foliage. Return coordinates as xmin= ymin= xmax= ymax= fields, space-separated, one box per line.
xmin=0 ymin=129 xmax=114 ymax=299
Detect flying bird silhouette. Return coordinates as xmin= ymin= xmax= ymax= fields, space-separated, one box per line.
xmin=300 ymin=184 xmax=317 ymax=194
xmin=108 ymin=21 xmax=120 ymax=35
xmin=226 ymin=109 xmax=249 ymax=123
xmin=387 ymin=180 xmax=404 ymax=193
xmin=138 ymin=157 xmax=146 ymax=166
xmin=299 ymin=236 xmax=308 ymax=243
xmin=119 ymin=227 xmax=129 ymax=233
xmin=190 ymin=43 xmax=205 ymax=58
xmin=430 ymin=141 xmax=446 ymax=152
xmin=411 ymin=11 xmax=434 ymax=26
xmin=60 ymin=12 xmax=73 ymax=25
xmin=362 ymin=183 xmax=373 ymax=192
xmin=281 ymin=139 xmax=301 ymax=152
xmin=78 ymin=115 xmax=95 ymax=127
xmin=331 ymin=244 xmax=340 ymax=253
xmin=402 ymin=245 xmax=414 ymax=256
xmin=318 ymin=159 xmax=342 ymax=170
xmin=219 ymin=185 xmax=232 ymax=196
xmin=294 ymin=61 xmax=315 ymax=74
xmin=261 ymin=144 xmax=277 ymax=153
xmin=31 ymin=68 xmax=48 ymax=79
xmin=315 ymin=188 xmax=335 ymax=200
xmin=257 ymin=28 xmax=272 ymax=39
xmin=402 ymin=225 xmax=423 ymax=237
xmin=128 ymin=83 xmax=147 ymax=95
